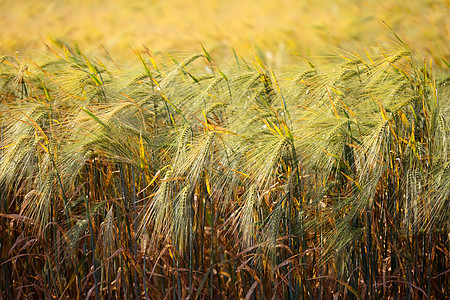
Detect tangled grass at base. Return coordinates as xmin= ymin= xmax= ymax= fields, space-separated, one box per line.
xmin=0 ymin=41 xmax=449 ymax=299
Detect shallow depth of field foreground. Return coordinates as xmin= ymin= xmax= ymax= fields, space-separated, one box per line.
xmin=0 ymin=34 xmax=449 ymax=300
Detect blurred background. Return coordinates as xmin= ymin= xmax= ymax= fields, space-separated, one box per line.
xmin=0 ymin=0 xmax=448 ymax=64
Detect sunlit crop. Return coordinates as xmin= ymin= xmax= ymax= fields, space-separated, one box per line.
xmin=0 ymin=1 xmax=449 ymax=299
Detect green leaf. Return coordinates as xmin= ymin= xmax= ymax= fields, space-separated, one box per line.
xmin=80 ymin=107 xmax=109 ymax=131
xmin=136 ymin=51 xmax=153 ymax=78
xmin=200 ymin=43 xmax=211 ymax=63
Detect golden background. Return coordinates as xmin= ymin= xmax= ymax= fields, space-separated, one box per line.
xmin=0 ymin=0 xmax=448 ymax=63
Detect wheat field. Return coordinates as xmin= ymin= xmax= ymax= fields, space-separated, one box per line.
xmin=0 ymin=1 xmax=449 ymax=299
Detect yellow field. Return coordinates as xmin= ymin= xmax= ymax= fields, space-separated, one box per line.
xmin=0 ymin=0 xmax=448 ymax=64
xmin=1 ymin=1 xmax=449 ymax=299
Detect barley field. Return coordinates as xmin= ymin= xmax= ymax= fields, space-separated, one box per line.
xmin=0 ymin=0 xmax=449 ymax=299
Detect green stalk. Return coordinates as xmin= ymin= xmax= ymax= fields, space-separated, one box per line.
xmin=172 ymin=266 xmax=177 ymax=300
xmin=143 ymin=253 xmax=148 ymax=300
xmin=189 ymin=193 xmax=193 ymax=300
xmin=83 ymin=242 xmax=88 ymax=297
xmin=287 ymin=190 xmax=294 ymax=300
xmin=438 ymin=233 xmax=446 ymax=298
xmin=176 ymin=247 xmax=182 ymax=299
xmin=389 ymin=175 xmax=398 ymax=296
xmin=414 ymin=227 xmax=419 ymax=296
xmin=131 ymin=166 xmax=140 ymax=299
xmin=172 ymin=204 xmax=181 ymax=300
xmin=421 ymin=231 xmax=425 ymax=291
xmin=406 ymin=263 xmax=411 ymax=300
xmin=366 ymin=211 xmax=373 ymax=298
xmin=209 ymin=193 xmax=214 ymax=299
xmin=118 ymin=164 xmax=137 ymax=299
xmin=201 ymin=195 xmax=207 ymax=270
xmin=427 ymin=232 xmax=432 ymax=299
xmin=84 ymin=195 xmax=100 ymax=300
xmin=289 ymin=141 xmax=311 ymax=298
xmin=350 ymin=242 xmax=357 ymax=300
xmin=120 ymin=255 xmax=127 ymax=297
